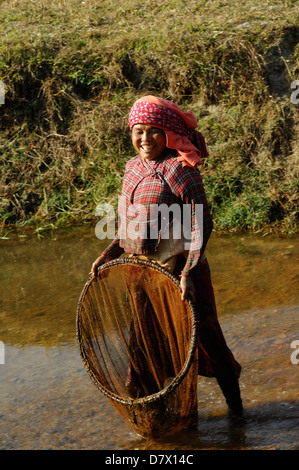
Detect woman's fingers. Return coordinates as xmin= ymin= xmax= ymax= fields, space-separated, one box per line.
xmin=91 ymin=255 xmax=110 ymax=277
xmin=180 ymin=276 xmax=196 ymax=302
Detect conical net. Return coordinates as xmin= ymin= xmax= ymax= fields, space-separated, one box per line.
xmin=77 ymin=258 xmax=199 ymax=437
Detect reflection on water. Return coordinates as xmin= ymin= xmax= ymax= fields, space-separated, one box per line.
xmin=0 ymin=229 xmax=298 ymax=450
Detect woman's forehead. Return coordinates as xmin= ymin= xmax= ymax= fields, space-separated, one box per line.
xmin=132 ymin=124 xmax=163 ymax=131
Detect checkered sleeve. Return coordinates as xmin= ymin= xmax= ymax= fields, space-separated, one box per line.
xmin=165 ymin=164 xmax=213 ymax=276
xmin=101 ymin=233 xmax=125 ymax=260
xmin=99 ymin=160 xmax=133 ymax=260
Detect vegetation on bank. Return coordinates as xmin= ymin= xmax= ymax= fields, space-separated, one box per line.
xmin=0 ymin=0 xmax=298 ymax=237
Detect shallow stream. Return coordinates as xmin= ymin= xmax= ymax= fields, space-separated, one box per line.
xmin=0 ymin=229 xmax=298 ymax=450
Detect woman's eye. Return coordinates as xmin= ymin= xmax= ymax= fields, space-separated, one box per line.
xmin=133 ymin=128 xmax=162 ymax=137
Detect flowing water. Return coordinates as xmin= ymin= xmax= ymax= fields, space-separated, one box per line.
xmin=0 ymin=228 xmax=298 ymax=450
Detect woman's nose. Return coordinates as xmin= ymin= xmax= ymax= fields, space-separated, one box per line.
xmin=141 ymin=131 xmax=152 ymax=142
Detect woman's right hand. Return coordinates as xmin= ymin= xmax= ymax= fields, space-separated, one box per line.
xmin=91 ymin=254 xmax=111 ymax=277
xmin=180 ymin=275 xmax=196 ymax=302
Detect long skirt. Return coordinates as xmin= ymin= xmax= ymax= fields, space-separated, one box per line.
xmin=173 ymin=255 xmax=241 ymax=379
xmin=125 ymin=253 xmax=241 ymax=395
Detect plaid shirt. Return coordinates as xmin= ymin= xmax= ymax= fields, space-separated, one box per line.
xmin=102 ymin=152 xmax=213 ymax=276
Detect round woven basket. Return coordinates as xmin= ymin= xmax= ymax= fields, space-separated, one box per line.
xmin=76 ymin=258 xmax=199 ymax=437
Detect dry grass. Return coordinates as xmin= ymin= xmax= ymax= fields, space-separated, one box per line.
xmin=0 ymin=0 xmax=298 ymax=235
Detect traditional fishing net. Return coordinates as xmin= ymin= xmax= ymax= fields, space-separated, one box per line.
xmin=76 ymin=258 xmax=199 ymax=437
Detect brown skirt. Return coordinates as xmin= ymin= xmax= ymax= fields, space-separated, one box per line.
xmin=173 ymin=255 xmax=241 ymax=379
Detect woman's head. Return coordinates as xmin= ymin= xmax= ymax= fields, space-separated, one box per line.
xmin=128 ymin=95 xmax=197 ymax=133
xmin=128 ymin=96 xmax=208 ymax=167
xmin=131 ymin=124 xmax=166 ymax=161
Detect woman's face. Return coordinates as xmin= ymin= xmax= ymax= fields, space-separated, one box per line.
xmin=131 ymin=124 xmax=166 ymax=161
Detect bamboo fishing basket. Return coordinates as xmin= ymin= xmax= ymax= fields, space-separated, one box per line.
xmin=76 ymin=258 xmax=199 ymax=438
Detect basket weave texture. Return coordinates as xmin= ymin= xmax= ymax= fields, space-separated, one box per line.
xmin=76 ymin=258 xmax=199 ymax=437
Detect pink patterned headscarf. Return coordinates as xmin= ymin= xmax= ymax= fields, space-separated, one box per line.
xmin=128 ymin=95 xmax=208 ymax=168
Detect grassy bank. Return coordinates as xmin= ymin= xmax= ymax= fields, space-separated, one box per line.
xmin=0 ymin=0 xmax=298 ymax=237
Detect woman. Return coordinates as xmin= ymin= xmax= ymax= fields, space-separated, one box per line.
xmin=91 ymin=95 xmax=243 ymax=414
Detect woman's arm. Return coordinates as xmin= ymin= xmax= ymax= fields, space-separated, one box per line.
xmin=165 ymin=163 xmax=213 ymax=299
xmin=91 ymin=235 xmax=124 ymax=276
xmin=167 ymin=164 xmax=212 ymax=274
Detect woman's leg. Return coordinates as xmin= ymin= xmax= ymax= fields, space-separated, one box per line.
xmin=175 ymin=255 xmax=243 ymax=413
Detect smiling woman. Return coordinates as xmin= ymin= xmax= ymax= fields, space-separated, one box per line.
xmin=131 ymin=125 xmax=166 ymax=161
xmin=90 ymin=95 xmax=243 ymax=420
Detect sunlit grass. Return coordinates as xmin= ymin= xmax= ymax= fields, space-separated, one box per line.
xmin=0 ymin=0 xmax=298 ymax=235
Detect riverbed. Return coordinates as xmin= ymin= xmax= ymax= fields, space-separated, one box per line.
xmin=0 ymin=228 xmax=298 ymax=450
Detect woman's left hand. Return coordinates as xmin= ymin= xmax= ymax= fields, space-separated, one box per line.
xmin=180 ymin=276 xmax=196 ymax=302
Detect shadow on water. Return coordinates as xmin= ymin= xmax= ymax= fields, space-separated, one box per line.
xmin=0 ymin=228 xmax=298 ymax=449
xmin=124 ymin=401 xmax=298 ymax=450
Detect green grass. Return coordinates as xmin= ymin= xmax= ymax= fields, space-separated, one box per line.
xmin=0 ymin=0 xmax=298 ymax=236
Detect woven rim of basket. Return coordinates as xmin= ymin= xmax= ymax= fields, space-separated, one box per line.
xmin=76 ymin=257 xmax=198 ymax=406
